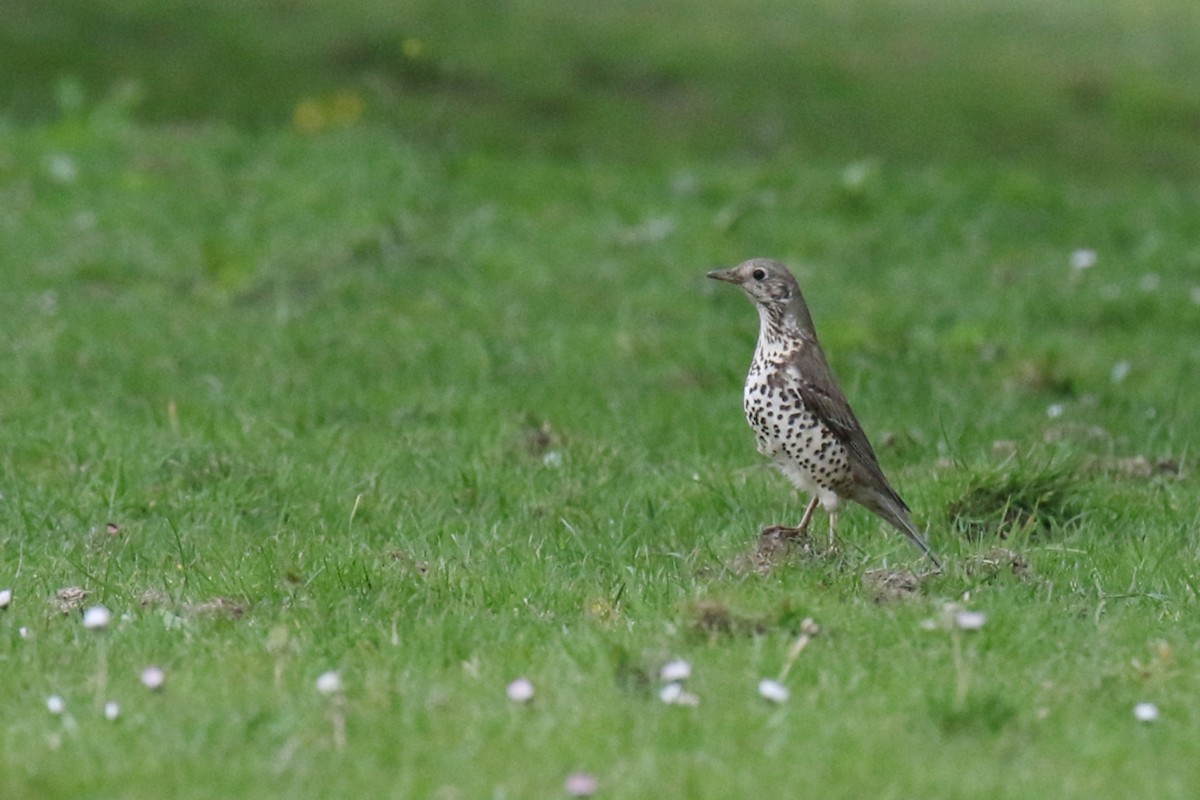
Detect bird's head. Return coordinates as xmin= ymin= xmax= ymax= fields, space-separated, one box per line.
xmin=707 ymin=258 xmax=801 ymax=308
xmin=707 ymin=258 xmax=817 ymax=336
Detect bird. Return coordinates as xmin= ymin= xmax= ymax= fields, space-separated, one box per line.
xmin=707 ymin=258 xmax=942 ymax=568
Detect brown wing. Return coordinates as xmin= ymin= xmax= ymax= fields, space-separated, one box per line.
xmin=783 ymin=337 xmax=909 ymax=510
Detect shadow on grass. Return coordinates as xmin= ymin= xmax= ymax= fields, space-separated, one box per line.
xmin=929 ymin=691 xmax=1020 ymax=736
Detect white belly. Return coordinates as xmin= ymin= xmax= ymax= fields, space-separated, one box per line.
xmin=743 ymin=368 xmax=850 ymax=512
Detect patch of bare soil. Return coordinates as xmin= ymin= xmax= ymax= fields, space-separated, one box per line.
xmin=861 ymin=568 xmax=929 ymax=603
xmin=731 ymin=525 xmax=837 ymax=576
xmin=963 ymin=547 xmax=1032 ymax=580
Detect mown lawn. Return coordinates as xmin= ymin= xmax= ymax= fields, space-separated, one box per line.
xmin=1 ymin=1 xmax=1199 ymax=797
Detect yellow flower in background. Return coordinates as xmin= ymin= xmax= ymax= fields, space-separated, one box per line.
xmin=292 ymin=98 xmax=325 ymax=134
xmin=402 ymin=37 xmax=423 ymax=59
xmin=292 ymin=90 xmax=365 ymax=134
xmin=330 ymin=91 xmax=364 ymax=125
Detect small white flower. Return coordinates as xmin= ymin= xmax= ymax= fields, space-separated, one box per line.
xmin=315 ymin=671 xmax=343 ymax=695
xmin=47 ymin=695 xmax=66 ymax=715
xmin=140 ymin=666 xmax=167 ymax=690
xmin=1133 ymin=702 xmax=1159 ymax=723
xmin=659 ymin=682 xmax=700 ymax=706
xmin=1110 ymin=361 xmax=1131 ymax=384
xmin=1070 ymin=249 xmax=1097 ymax=271
xmin=671 ymin=170 xmax=698 ymax=197
xmin=19 ymin=627 xmax=30 ymax=639
xmin=842 ymin=160 xmax=874 ymax=191
xmin=542 ymin=451 xmax=563 ymax=468
xmin=758 ymin=679 xmax=790 ymax=704
xmin=623 ymin=215 xmax=676 ymax=244
xmin=104 ymin=701 xmax=120 ymax=721
xmin=565 ymin=772 xmax=599 ymax=797
xmin=45 ymin=154 xmax=78 ymax=183
xmin=82 ymin=605 xmax=112 ymax=630
xmin=954 ymin=611 xmax=987 ymax=631
xmin=1046 ymin=403 xmax=1065 ymax=419
xmin=660 ymin=659 xmax=692 ymax=682
xmin=506 ymin=677 xmax=535 ymax=703
xmin=0 ymin=588 xmax=11 ymax=608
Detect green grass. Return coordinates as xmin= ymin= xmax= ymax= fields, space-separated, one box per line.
xmin=5 ymin=0 xmax=1200 ymax=177
xmin=2 ymin=1 xmax=1200 ymax=797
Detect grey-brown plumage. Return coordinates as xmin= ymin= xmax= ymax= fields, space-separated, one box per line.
xmin=708 ymin=258 xmax=941 ymax=568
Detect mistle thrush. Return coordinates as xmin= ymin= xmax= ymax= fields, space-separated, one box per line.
xmin=708 ymin=258 xmax=941 ymax=568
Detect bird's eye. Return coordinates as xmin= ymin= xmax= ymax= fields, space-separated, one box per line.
xmin=751 ymin=268 xmax=766 ymax=281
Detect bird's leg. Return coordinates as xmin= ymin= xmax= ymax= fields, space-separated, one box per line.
xmin=761 ymin=496 xmax=820 ymax=541
xmin=827 ymin=509 xmax=840 ymax=550
xmin=795 ymin=495 xmax=819 ymax=536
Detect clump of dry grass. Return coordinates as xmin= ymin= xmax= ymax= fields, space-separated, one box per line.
xmin=946 ymin=463 xmax=1084 ymax=540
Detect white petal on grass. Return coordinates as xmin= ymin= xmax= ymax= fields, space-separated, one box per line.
xmin=542 ymin=451 xmax=563 ymax=468
xmin=47 ymin=695 xmax=66 ymax=715
xmin=954 ymin=611 xmax=988 ymax=631
xmin=670 ymin=169 xmax=698 ymax=197
xmin=82 ymin=605 xmax=112 ymax=631
xmin=46 ymin=154 xmax=78 ymax=183
xmin=140 ymin=666 xmax=167 ymax=690
xmin=104 ymin=701 xmax=120 ymax=721
xmin=842 ymin=160 xmax=875 ymax=191
xmin=622 ymin=215 xmax=676 ymax=245
xmin=506 ymin=677 xmax=535 ymax=703
xmin=1070 ymin=249 xmax=1097 ymax=271
xmin=565 ymin=772 xmax=599 ymax=797
xmin=1133 ymin=702 xmax=1160 ymax=723
xmin=1111 ymin=361 xmax=1131 ymax=384
xmin=758 ymin=679 xmax=790 ymax=704
xmin=660 ymin=659 xmax=692 ymax=682
xmin=0 ymin=588 xmax=11 ymax=608
xmin=658 ymin=682 xmax=698 ymax=706
xmin=19 ymin=627 xmax=30 ymax=639
xmin=38 ymin=289 xmax=60 ymax=316
xmin=315 ymin=671 xmax=343 ymax=695
xmin=1046 ymin=403 xmax=1065 ymax=419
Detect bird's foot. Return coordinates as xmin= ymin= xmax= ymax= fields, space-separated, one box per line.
xmin=762 ymin=522 xmax=844 ymax=555
xmin=760 ymin=524 xmax=810 ymax=541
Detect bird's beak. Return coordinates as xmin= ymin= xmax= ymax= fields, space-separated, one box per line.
xmin=706 ymin=268 xmax=740 ymax=284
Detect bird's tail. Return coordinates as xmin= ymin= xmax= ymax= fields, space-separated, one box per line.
xmin=857 ymin=487 xmax=943 ymax=570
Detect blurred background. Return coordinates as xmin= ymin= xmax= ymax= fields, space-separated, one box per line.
xmin=4 ymin=0 xmax=1199 ymax=178
xmin=2 ymin=0 xmax=1198 ymax=465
